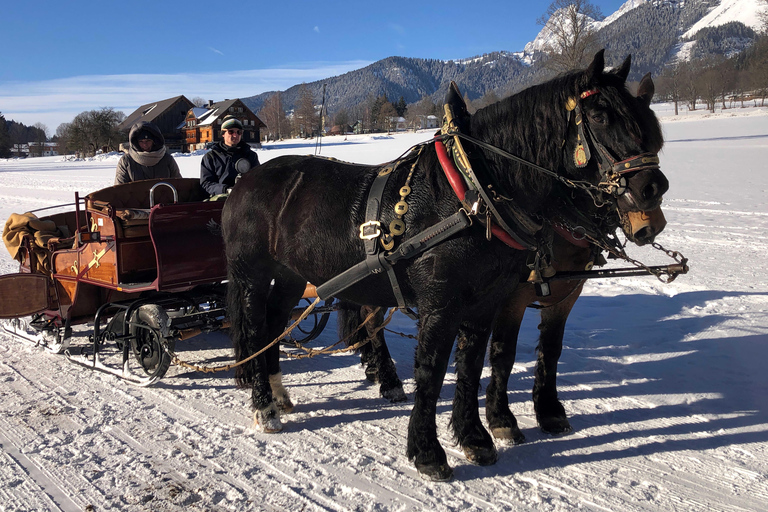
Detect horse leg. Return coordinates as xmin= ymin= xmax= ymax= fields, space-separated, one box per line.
xmin=486 ymin=290 xmax=530 ymax=445
xmin=407 ymin=304 xmax=461 ymax=482
xmin=264 ymin=273 xmax=307 ymax=415
xmin=227 ymin=267 xmax=281 ymax=432
xmin=533 ymin=280 xmax=584 ymax=435
xmin=361 ymin=306 xmax=406 ymax=402
xmin=338 ymin=304 xmax=406 ymax=402
xmin=452 ymin=321 xmax=497 ymax=466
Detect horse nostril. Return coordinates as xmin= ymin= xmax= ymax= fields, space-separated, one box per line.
xmin=633 ymin=226 xmax=653 ymax=245
xmin=642 ymin=182 xmax=659 ymax=201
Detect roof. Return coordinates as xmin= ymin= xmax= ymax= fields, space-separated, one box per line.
xmin=117 ymin=95 xmax=194 ymax=131
xmin=187 ymin=99 xmax=266 ymax=129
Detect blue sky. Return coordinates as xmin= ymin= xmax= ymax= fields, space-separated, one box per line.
xmin=0 ymin=0 xmax=629 ymax=132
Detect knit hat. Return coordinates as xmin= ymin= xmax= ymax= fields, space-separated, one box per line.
xmin=221 ymin=116 xmax=244 ymax=131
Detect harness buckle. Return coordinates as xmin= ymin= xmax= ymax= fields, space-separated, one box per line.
xmin=359 ymin=221 xmax=382 ymax=240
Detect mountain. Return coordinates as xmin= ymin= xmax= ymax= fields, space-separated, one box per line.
xmin=242 ymin=0 xmax=764 ymax=116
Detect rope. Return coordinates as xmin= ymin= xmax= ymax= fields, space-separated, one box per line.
xmin=167 ymin=301 xmax=399 ymax=372
xmin=281 ymin=307 xmax=397 ymax=359
xmin=169 ymin=297 xmax=322 ymax=373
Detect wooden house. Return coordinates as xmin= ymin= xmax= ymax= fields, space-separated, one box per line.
xmin=183 ymin=99 xmax=266 ymax=151
xmin=117 ymin=95 xmax=195 ymax=152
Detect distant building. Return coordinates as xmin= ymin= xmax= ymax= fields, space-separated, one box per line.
xmin=414 ymin=115 xmax=439 ymax=130
xmin=182 ymin=99 xmax=266 ymax=151
xmin=117 ymin=95 xmax=195 ymax=152
xmin=27 ymin=142 xmax=59 ymax=157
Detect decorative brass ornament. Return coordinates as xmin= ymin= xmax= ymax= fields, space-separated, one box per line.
xmin=389 ymin=219 xmax=406 ymax=235
xmin=394 ymin=201 xmax=409 ymax=215
xmin=574 ymin=144 xmax=588 ymax=167
xmin=400 ymin=185 xmax=411 ymax=197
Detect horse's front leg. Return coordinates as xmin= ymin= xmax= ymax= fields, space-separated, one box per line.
xmin=533 ymin=280 xmax=584 ymax=435
xmin=452 ymin=320 xmax=497 ymax=465
xmin=407 ymin=305 xmax=462 ymax=481
xmin=486 ymin=290 xmax=530 ymax=444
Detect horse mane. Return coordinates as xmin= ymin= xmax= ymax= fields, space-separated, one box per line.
xmin=469 ymin=61 xmax=663 ymax=214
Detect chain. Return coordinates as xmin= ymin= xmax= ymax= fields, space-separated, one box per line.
xmin=577 ymin=226 xmax=687 ymax=283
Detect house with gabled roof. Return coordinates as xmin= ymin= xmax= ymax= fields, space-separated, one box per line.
xmin=117 ymin=95 xmax=195 ymax=152
xmin=183 ymin=99 xmax=266 ymax=151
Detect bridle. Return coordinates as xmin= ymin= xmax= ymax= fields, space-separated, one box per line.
xmin=567 ymin=88 xmax=662 ymax=201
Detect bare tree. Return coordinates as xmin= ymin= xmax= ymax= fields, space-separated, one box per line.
xmin=32 ymin=123 xmax=48 ymax=157
xmin=332 ymin=108 xmax=350 ymax=133
xmin=60 ymin=108 xmax=124 ymax=156
xmin=537 ymin=0 xmax=603 ymax=73
xmin=190 ymin=96 xmax=208 ymax=107
xmin=378 ymin=102 xmax=398 ymax=133
xmin=406 ymin=95 xmax=440 ymax=131
xmin=293 ymin=84 xmax=317 ymax=138
xmin=258 ymin=92 xmax=288 ymax=141
xmin=760 ymin=0 xmax=768 ymax=34
xmin=657 ymin=62 xmax=685 ymax=115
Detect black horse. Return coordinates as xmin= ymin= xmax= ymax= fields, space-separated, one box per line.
xmin=222 ymin=50 xmax=668 ymax=481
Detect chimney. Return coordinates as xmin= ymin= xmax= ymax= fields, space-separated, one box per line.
xmin=207 ymin=100 xmax=213 ymax=107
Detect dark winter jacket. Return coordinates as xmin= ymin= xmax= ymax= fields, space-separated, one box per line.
xmin=115 ymin=121 xmax=181 ymax=185
xmin=199 ymin=140 xmax=260 ymax=196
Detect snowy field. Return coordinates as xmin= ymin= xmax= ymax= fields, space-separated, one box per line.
xmin=1 ymin=104 xmax=767 ymax=511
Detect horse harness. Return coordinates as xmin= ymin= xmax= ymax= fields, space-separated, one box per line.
xmin=316 ymin=84 xmax=676 ymax=308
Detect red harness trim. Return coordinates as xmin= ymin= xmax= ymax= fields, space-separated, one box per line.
xmin=434 ymin=135 xmax=527 ymax=251
xmin=580 ymin=89 xmax=600 ymax=99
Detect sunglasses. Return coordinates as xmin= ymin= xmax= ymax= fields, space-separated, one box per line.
xmin=227 ymin=129 xmax=243 ymax=135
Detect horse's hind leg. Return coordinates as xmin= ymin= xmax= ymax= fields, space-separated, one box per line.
xmin=264 ymin=272 xmax=307 ymax=415
xmin=338 ymin=304 xmax=406 ymax=402
xmin=533 ymin=281 xmax=584 ymax=435
xmin=486 ymin=291 xmax=529 ymax=445
xmin=227 ymin=265 xmax=281 ymax=432
xmin=452 ymin=320 xmax=497 ymax=466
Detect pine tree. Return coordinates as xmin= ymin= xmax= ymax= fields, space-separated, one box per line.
xmin=0 ymin=113 xmax=11 ymax=158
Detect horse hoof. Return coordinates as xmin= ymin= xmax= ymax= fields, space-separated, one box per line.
xmin=463 ymin=444 xmax=498 ymax=466
xmin=491 ymin=427 xmax=526 ymax=445
xmin=254 ymin=406 xmax=283 ymax=433
xmin=275 ymin=397 xmax=295 ymax=414
xmin=381 ymin=386 xmax=407 ymax=403
xmin=540 ymin=420 xmax=573 ymax=436
xmin=416 ymin=462 xmax=454 ymax=482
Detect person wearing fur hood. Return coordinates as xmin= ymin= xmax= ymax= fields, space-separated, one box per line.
xmin=115 ymin=121 xmax=182 ymax=185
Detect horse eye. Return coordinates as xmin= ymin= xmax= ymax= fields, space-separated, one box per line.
xmin=590 ymin=112 xmax=607 ymax=124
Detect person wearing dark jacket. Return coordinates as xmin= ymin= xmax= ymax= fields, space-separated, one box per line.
xmin=115 ymin=121 xmax=181 ymax=185
xmin=200 ymin=116 xmax=260 ymax=196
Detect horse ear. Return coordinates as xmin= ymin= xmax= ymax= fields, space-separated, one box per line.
xmin=446 ymin=81 xmax=468 ymax=113
xmin=586 ymin=49 xmax=606 ymax=82
xmin=637 ymin=73 xmax=655 ymax=107
xmin=614 ymin=55 xmax=631 ymax=82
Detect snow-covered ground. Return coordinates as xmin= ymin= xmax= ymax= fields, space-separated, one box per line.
xmin=1 ymin=104 xmax=767 ymax=511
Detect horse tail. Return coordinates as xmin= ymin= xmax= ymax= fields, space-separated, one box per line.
xmin=227 ymin=263 xmax=257 ymax=389
xmin=337 ymin=301 xmax=368 ymax=350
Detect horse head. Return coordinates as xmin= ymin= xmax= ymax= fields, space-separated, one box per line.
xmin=571 ymin=50 xmax=669 ymax=245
